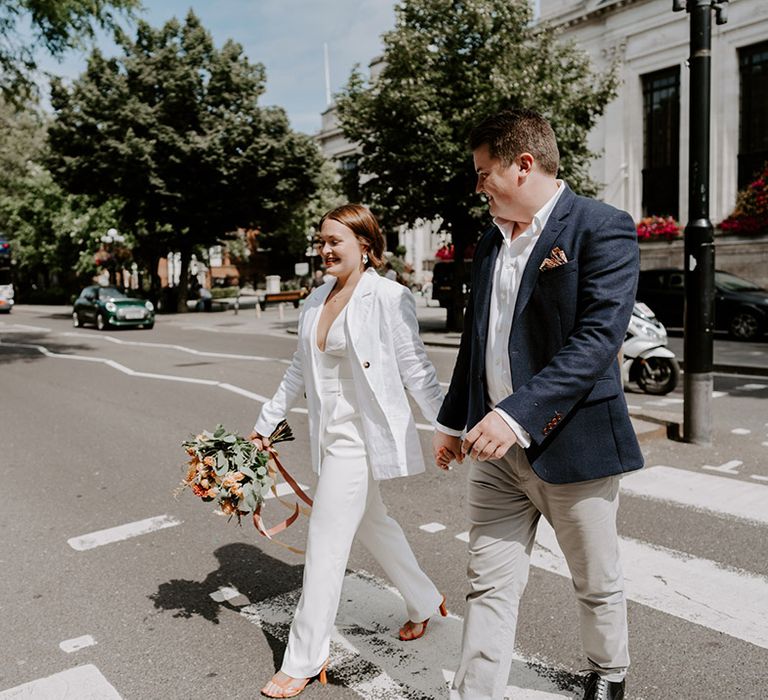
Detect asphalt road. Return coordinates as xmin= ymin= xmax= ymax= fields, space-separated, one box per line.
xmin=1 ymin=305 xmax=767 ymax=700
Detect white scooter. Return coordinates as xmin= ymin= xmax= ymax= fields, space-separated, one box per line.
xmin=622 ymin=302 xmax=680 ymax=395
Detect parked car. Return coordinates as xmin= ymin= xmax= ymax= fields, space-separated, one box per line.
xmin=431 ymin=260 xmax=473 ymax=308
xmin=636 ymin=268 xmax=768 ymax=341
xmin=73 ymin=285 xmax=155 ymax=330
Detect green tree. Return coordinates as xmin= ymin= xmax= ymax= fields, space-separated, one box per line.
xmin=47 ymin=12 xmax=324 ymax=310
xmin=0 ymin=97 xmax=122 ymax=300
xmin=0 ymin=0 xmax=139 ymax=102
xmin=336 ymin=0 xmax=618 ymax=329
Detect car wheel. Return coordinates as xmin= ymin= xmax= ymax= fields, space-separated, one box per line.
xmin=72 ymin=311 xmax=81 ymax=328
xmin=729 ymin=310 xmax=761 ymax=341
xmin=96 ymin=313 xmax=109 ymax=331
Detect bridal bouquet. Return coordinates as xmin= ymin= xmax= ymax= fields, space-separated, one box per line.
xmin=180 ymin=421 xmax=294 ymax=524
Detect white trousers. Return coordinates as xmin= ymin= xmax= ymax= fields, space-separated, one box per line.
xmin=451 ymin=446 xmax=629 ymax=700
xmin=280 ymin=453 xmax=443 ymax=678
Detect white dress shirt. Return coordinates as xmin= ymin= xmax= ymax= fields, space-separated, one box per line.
xmin=438 ymin=181 xmax=564 ymax=447
xmin=488 ymin=181 xmax=565 ymax=447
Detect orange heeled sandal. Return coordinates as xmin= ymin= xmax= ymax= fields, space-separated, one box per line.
xmin=260 ymin=660 xmax=328 ymax=698
xmin=398 ymin=595 xmax=448 ymax=641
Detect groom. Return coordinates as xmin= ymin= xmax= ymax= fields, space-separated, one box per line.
xmin=434 ymin=109 xmax=643 ymax=700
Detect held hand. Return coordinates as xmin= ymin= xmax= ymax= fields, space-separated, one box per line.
xmin=433 ymin=431 xmax=463 ymax=470
xmin=462 ymin=412 xmax=518 ymax=462
xmin=248 ymin=431 xmax=271 ymax=452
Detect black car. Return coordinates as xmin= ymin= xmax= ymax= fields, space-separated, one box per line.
xmin=431 ymin=260 xmax=472 ymax=308
xmin=636 ymin=268 xmax=768 ymax=341
xmin=73 ymin=285 xmax=155 ymax=330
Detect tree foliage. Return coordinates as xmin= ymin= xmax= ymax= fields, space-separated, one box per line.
xmin=0 ymin=97 xmax=121 ymax=299
xmin=46 ymin=12 xmax=324 ymax=309
xmin=336 ymin=0 xmax=619 ymax=326
xmin=0 ymin=0 xmax=139 ymax=102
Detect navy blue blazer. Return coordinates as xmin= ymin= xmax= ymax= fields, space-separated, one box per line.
xmin=437 ymin=184 xmax=644 ymax=483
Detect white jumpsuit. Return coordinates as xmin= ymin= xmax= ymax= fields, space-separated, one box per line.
xmin=280 ymin=307 xmax=443 ymax=678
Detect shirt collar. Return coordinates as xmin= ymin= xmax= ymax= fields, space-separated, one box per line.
xmin=493 ymin=179 xmax=565 ymax=244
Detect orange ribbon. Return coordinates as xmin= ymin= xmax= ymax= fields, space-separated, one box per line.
xmin=251 ymin=448 xmax=313 ymax=554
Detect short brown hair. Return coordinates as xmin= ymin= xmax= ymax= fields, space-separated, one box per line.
xmin=469 ymin=108 xmax=560 ymax=176
xmin=319 ymin=203 xmax=385 ymax=269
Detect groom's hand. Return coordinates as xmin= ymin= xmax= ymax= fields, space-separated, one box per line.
xmin=433 ymin=431 xmax=463 ymax=470
xmin=463 ymin=412 xmax=517 ymax=462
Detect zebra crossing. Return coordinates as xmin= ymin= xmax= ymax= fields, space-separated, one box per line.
xmin=2 ymin=316 xmax=767 ymax=698
xmin=5 ymin=460 xmax=766 ymax=699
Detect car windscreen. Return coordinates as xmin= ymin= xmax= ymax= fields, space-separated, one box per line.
xmin=97 ymin=287 xmax=129 ymax=300
xmin=714 ymin=272 xmax=762 ymax=292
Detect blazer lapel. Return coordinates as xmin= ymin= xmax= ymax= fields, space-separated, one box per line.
xmin=474 ymin=231 xmax=501 ymax=346
xmin=346 ymin=268 xmax=376 ymax=350
xmin=512 ymin=185 xmax=574 ymax=327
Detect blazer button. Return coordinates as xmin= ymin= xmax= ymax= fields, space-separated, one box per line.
xmin=363 ymin=361 xmax=370 ymax=369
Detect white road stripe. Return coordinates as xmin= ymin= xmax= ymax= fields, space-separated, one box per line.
xmin=209 ymin=586 xmax=250 ymax=606
xmin=59 ymin=331 xmax=290 ymax=364
xmin=0 ymin=664 xmax=122 ymax=699
xmin=455 ymin=531 xmax=469 ymax=543
xmin=0 ymin=322 xmax=51 ymax=333
xmin=67 ymin=514 xmax=181 ymax=551
xmin=621 ymin=465 xmax=765 ymax=524
xmin=752 ymin=474 xmax=768 ymax=482
xmin=1 ymin=340 xmax=441 ymax=431
xmin=533 ymin=518 xmax=768 ymax=650
xmin=59 ymin=635 xmax=97 ymax=653
xmin=239 ymin=571 xmax=574 ymax=699
xmin=420 ymin=522 xmax=446 ymax=533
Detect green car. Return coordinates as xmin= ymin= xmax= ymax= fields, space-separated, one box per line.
xmin=73 ymin=285 xmax=155 ymax=330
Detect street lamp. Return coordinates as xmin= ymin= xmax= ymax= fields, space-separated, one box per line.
xmin=99 ymin=228 xmax=126 ymax=287
xmin=672 ymin=0 xmax=730 ymax=445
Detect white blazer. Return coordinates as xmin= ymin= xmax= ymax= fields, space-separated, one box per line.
xmin=253 ymin=268 xmax=444 ymax=480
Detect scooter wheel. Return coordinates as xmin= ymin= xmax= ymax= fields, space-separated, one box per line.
xmin=637 ymin=357 xmax=680 ymax=395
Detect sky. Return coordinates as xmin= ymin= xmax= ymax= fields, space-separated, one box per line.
xmin=34 ymin=0 xmax=399 ymax=135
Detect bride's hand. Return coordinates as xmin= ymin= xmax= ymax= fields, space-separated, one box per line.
xmin=248 ymin=431 xmax=271 ymax=451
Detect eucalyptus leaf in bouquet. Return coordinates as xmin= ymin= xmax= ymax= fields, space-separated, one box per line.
xmin=179 ymin=421 xmax=294 ymax=523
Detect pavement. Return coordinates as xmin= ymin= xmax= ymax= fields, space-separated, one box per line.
xmin=162 ymin=292 xmax=768 ymax=445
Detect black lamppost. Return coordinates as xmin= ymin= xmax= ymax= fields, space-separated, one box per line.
xmin=672 ymin=0 xmax=729 ymax=445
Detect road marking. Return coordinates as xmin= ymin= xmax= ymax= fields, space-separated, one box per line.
xmin=209 ymin=586 xmax=250 ymax=606
xmin=0 ymin=341 xmax=276 ymax=403
xmin=712 ymin=390 xmax=728 ymax=398
xmin=455 ymin=531 xmax=469 ymax=543
xmin=59 ymin=635 xmax=97 ymax=653
xmin=0 ymin=340 xmax=437 ymax=431
xmin=731 ymin=428 xmax=751 ymax=435
xmin=420 ymin=522 xmax=446 ymax=533
xmin=533 ymin=519 xmax=768 ymax=650
xmin=701 ymin=459 xmax=743 ymax=475
xmin=621 ymin=465 xmax=765 ymax=523
xmin=0 ymin=664 xmax=122 ymax=699
xmin=59 ymin=332 xmax=290 ymax=364
xmin=0 ymin=322 xmax=51 ymax=333
xmin=67 ymin=514 xmax=181 ymax=551
xmin=239 ymin=571 xmax=575 ymax=699
xmin=752 ymin=475 xmax=768 ymax=482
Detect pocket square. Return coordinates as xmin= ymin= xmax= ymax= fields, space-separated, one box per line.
xmin=539 ymin=246 xmax=568 ymax=271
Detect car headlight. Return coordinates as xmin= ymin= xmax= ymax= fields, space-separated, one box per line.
xmin=105 ymin=302 xmax=117 ymax=312
xmin=145 ymin=301 xmax=154 ymax=311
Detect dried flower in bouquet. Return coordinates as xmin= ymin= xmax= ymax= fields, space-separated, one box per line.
xmin=179 ymin=421 xmax=294 ymax=523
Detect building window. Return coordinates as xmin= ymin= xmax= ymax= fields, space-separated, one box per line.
xmin=642 ymin=67 xmax=680 ymax=219
xmin=738 ymin=41 xmax=768 ymax=189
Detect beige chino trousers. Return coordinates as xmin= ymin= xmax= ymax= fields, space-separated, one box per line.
xmin=451 ymin=446 xmax=629 ymax=700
